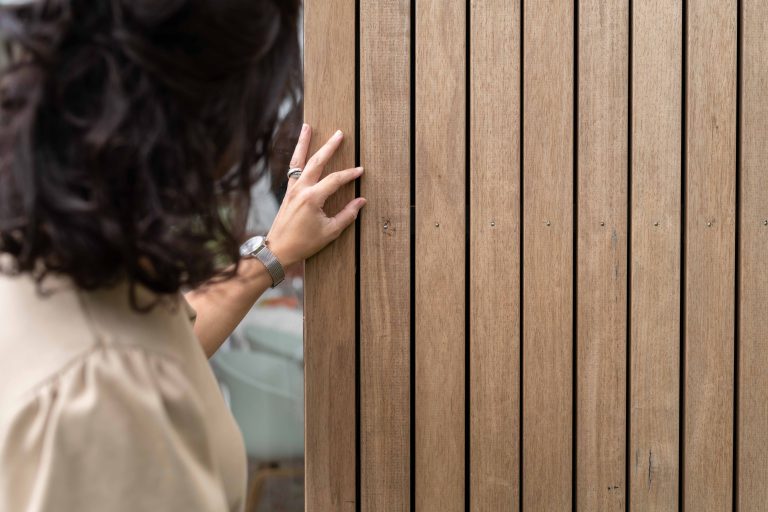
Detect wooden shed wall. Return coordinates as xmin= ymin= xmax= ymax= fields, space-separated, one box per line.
xmin=303 ymin=1 xmax=768 ymax=510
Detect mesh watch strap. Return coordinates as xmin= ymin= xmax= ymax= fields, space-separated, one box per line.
xmin=254 ymin=244 xmax=285 ymax=288
xmin=240 ymin=236 xmax=285 ymax=288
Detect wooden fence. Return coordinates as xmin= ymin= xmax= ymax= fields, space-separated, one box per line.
xmin=302 ymin=1 xmax=768 ymax=510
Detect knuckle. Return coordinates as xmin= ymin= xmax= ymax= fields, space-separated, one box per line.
xmin=298 ymin=189 xmax=315 ymax=205
xmin=327 ymin=219 xmax=342 ymax=235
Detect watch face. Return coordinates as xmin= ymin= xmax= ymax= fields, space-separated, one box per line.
xmin=239 ymin=236 xmax=266 ymax=257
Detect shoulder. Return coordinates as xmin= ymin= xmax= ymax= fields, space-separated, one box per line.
xmin=0 ymin=272 xmax=97 ymax=408
xmin=0 ymin=341 xmax=229 ymax=512
xmin=0 ymin=272 xmax=192 ymax=410
xmin=0 ymin=272 xmax=244 ymax=511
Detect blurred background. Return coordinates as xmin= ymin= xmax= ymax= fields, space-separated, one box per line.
xmin=209 ymin=12 xmax=305 ymax=512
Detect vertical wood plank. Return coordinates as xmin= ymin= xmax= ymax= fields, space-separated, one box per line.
xmin=415 ymin=0 xmax=465 ymax=510
xmin=303 ymin=0 xmax=357 ymax=510
xmin=359 ymin=0 xmax=411 ymax=509
xmin=469 ymin=0 xmax=521 ymax=509
xmin=577 ymin=1 xmax=628 ymax=509
xmin=685 ymin=0 xmax=737 ymax=510
xmin=738 ymin=1 xmax=768 ymax=509
xmin=522 ymin=0 xmax=573 ymax=509
xmin=630 ymin=1 xmax=682 ymax=510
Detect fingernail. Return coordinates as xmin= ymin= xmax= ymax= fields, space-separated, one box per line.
xmin=357 ymin=198 xmax=367 ymax=207
xmin=301 ymin=123 xmax=309 ymax=132
xmin=356 ymin=166 xmax=364 ymax=174
xmin=334 ymin=130 xmax=344 ymax=139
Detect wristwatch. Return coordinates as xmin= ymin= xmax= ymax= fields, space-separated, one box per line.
xmin=239 ymin=235 xmax=285 ymax=288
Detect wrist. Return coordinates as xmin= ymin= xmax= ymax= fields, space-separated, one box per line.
xmin=239 ymin=235 xmax=286 ymax=287
xmin=265 ymin=237 xmax=297 ymax=269
xmin=237 ymin=257 xmax=275 ymax=290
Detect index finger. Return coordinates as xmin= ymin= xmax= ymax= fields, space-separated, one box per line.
xmin=301 ymin=130 xmax=344 ymax=184
xmin=287 ymin=124 xmax=311 ymax=192
xmin=289 ymin=123 xmax=312 ymax=170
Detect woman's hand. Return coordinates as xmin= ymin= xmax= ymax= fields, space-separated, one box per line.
xmin=188 ymin=124 xmax=365 ymax=356
xmin=266 ymin=124 xmax=366 ymax=267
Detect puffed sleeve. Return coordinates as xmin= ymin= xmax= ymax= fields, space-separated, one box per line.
xmin=0 ymin=345 xmax=230 ymax=512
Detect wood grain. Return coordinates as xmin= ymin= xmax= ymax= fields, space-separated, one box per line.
xmin=738 ymin=1 xmax=768 ymax=509
xmin=522 ymin=0 xmax=573 ymax=509
xmin=302 ymin=3 xmax=753 ymax=510
xmin=415 ymin=0 xmax=466 ymax=510
xmin=469 ymin=0 xmax=521 ymax=509
xmin=359 ymin=0 xmax=411 ymax=510
xmin=303 ymin=0 xmax=357 ymax=510
xmin=629 ymin=1 xmax=682 ymax=510
xmin=577 ymin=1 xmax=628 ymax=509
xmin=685 ymin=0 xmax=737 ymax=509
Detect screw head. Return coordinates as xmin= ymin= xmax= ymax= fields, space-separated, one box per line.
xmin=490 ymin=221 xmax=496 ymax=227
xmin=763 ymin=219 xmax=767 ymax=226
xmin=545 ymin=220 xmax=551 ymax=226
xmin=600 ymin=221 xmax=605 ymax=226
xmin=707 ymin=221 xmax=712 ymax=227
xmin=654 ymin=221 xmax=660 ymax=227
xmin=435 ymin=222 xmax=440 ymax=228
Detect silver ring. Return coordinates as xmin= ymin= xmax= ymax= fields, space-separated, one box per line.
xmin=287 ymin=167 xmax=303 ymax=180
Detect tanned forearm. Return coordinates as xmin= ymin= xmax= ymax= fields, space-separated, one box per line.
xmin=185 ymin=259 xmax=273 ymax=358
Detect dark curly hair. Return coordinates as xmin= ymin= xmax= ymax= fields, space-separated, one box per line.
xmin=0 ymin=0 xmax=302 ymax=295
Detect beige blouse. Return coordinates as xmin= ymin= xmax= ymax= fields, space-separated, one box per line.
xmin=0 ymin=273 xmax=247 ymax=511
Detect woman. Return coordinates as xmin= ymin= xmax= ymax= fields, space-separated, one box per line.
xmin=0 ymin=0 xmax=364 ymax=510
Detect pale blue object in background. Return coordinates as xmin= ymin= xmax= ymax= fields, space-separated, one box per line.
xmin=211 ymin=350 xmax=304 ymax=461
